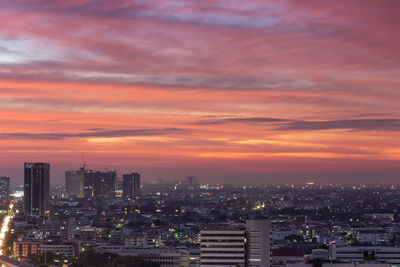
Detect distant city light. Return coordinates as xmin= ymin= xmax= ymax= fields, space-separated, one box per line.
xmin=10 ymin=191 xmax=24 ymax=198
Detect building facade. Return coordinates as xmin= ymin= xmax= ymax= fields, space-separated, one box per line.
xmin=354 ymin=228 xmax=391 ymax=245
xmin=122 ymin=173 xmax=141 ymax=198
xmin=0 ymin=176 xmax=10 ymax=199
xmin=201 ymin=227 xmax=246 ymax=267
xmin=65 ymin=168 xmax=117 ymax=198
xmin=96 ymin=246 xmax=190 ymax=267
xmin=200 ymin=220 xmax=271 ymax=267
xmin=24 ymin=163 xmax=50 ymax=217
xmin=42 ymin=218 xmax=75 ymax=241
xmin=92 ymin=170 xmax=117 ymax=197
xmin=65 ymin=168 xmax=85 ymax=197
xmin=42 ymin=241 xmax=81 ymax=258
xmin=13 ymin=240 xmax=42 ymax=258
xmin=330 ymin=245 xmax=400 ymax=263
xmin=246 ymin=219 xmax=271 ymax=267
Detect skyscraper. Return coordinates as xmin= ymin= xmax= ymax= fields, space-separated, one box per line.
xmin=186 ymin=175 xmax=199 ymax=190
xmin=123 ymin=173 xmax=140 ymax=198
xmin=0 ymin=176 xmax=10 ymax=199
xmin=65 ymin=167 xmax=85 ymax=197
xmin=65 ymin=167 xmax=118 ymax=198
xmin=187 ymin=176 xmax=196 ymax=186
xmin=83 ymin=169 xmax=95 ymax=197
xmin=93 ymin=170 xmax=117 ymax=197
xmin=24 ymin=163 xmax=50 ymax=217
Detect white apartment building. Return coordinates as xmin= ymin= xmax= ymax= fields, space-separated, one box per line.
xmin=330 ymin=245 xmax=400 ymax=263
xmin=201 ymin=227 xmax=246 ymax=267
xmin=200 ymin=219 xmax=271 ymax=267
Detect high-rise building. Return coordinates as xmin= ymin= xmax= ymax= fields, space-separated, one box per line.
xmin=123 ymin=173 xmax=140 ymax=198
xmin=83 ymin=169 xmax=95 ymax=197
xmin=187 ymin=176 xmax=196 ymax=186
xmin=186 ymin=176 xmax=198 ymax=190
xmin=65 ymin=167 xmax=117 ymax=198
xmin=246 ymin=219 xmax=271 ymax=267
xmin=0 ymin=176 xmax=10 ymax=199
xmin=200 ymin=219 xmax=271 ymax=267
xmin=24 ymin=162 xmax=50 ymax=217
xmin=65 ymin=167 xmax=85 ymax=197
xmin=93 ymin=170 xmax=117 ymax=197
xmin=201 ymin=227 xmax=246 ymax=267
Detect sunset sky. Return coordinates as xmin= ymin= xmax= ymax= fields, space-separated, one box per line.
xmin=1 ymin=0 xmax=400 ymax=185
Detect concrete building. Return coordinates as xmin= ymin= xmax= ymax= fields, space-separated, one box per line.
xmin=0 ymin=176 xmax=10 ymax=199
xmin=246 ymin=219 xmax=271 ymax=267
xmin=310 ymin=249 xmax=329 ymax=260
xmin=330 ymin=245 xmax=400 ymax=263
xmin=122 ymin=173 xmax=140 ymax=198
xmin=24 ymin=163 xmax=50 ymax=217
xmin=200 ymin=220 xmax=271 ymax=267
xmin=201 ymin=226 xmax=246 ymax=267
xmin=65 ymin=168 xmax=85 ymax=197
xmin=187 ymin=176 xmax=196 ymax=186
xmin=65 ymin=168 xmax=117 ymax=198
xmin=42 ymin=241 xmax=81 ymax=258
xmin=13 ymin=240 xmax=42 ymax=258
xmin=42 ymin=218 xmax=75 ymax=241
xmin=354 ymin=228 xmax=391 ymax=245
xmin=272 ymin=248 xmax=304 ymax=264
xmin=93 ymin=170 xmax=117 ymax=197
xmin=125 ymin=232 xmax=147 ymax=247
xmin=96 ymin=246 xmax=190 ymax=267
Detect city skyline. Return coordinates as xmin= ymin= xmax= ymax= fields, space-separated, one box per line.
xmin=1 ymin=1 xmax=400 ymax=184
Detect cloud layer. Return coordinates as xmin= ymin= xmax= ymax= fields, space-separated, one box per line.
xmin=0 ymin=0 xmax=399 ymax=184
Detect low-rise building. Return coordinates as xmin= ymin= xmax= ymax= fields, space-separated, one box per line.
xmin=96 ymin=246 xmax=190 ymax=267
xmin=42 ymin=241 xmax=81 ymax=258
xmin=272 ymin=248 xmax=305 ymax=264
xmin=13 ymin=240 xmax=42 ymax=258
xmin=330 ymin=245 xmax=400 ymax=263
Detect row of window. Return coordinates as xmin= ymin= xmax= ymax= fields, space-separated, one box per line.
xmin=201 ymin=239 xmax=244 ymax=242
xmin=201 ymin=245 xmax=244 ymax=248
xmin=201 ymin=251 xmax=245 ymax=254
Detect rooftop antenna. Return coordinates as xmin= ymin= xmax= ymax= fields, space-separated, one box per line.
xmin=81 ymin=152 xmax=86 ymax=170
xmin=104 ymin=157 xmax=116 ymax=172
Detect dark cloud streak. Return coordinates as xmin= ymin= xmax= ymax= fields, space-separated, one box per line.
xmin=277 ymin=119 xmax=400 ymax=131
xmin=0 ymin=128 xmax=188 ymax=140
xmin=195 ymin=117 xmax=400 ymax=132
xmin=195 ymin=117 xmax=289 ymax=125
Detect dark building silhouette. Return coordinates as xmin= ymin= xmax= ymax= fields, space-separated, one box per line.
xmin=186 ymin=175 xmax=198 ymax=190
xmin=0 ymin=176 xmax=10 ymax=199
xmin=93 ymin=170 xmax=117 ymax=197
xmin=79 ymin=169 xmax=117 ymax=198
xmin=65 ymin=167 xmax=85 ymax=197
xmin=123 ymin=173 xmax=140 ymax=198
xmin=83 ymin=169 xmax=95 ymax=197
xmin=24 ymin=163 xmax=50 ymax=217
xmin=187 ymin=176 xmax=196 ymax=186
xmin=65 ymin=167 xmax=116 ymax=198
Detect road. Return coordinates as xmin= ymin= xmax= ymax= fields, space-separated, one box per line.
xmin=0 ymin=200 xmax=15 ymax=255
